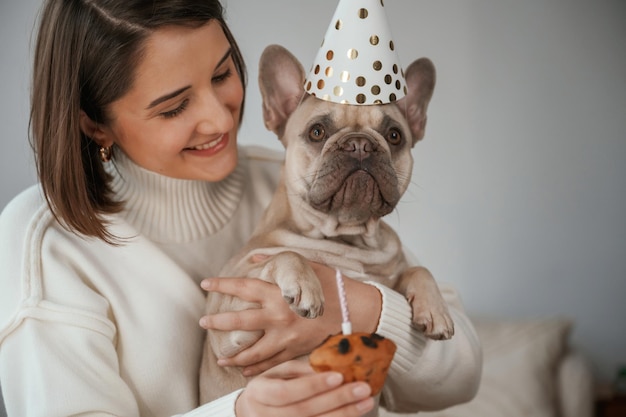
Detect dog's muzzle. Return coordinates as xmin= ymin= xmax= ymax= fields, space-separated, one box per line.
xmin=308 ymin=135 xmax=400 ymax=221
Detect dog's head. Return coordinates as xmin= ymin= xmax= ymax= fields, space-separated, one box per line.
xmin=259 ymin=44 xmax=435 ymax=229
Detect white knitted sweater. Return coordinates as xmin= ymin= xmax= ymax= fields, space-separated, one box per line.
xmin=0 ymin=146 xmax=481 ymax=416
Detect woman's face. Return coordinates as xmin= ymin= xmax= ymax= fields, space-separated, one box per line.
xmin=102 ymin=21 xmax=243 ymax=181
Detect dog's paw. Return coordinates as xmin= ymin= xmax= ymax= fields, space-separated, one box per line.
xmin=262 ymin=251 xmax=325 ymax=319
xmin=398 ymin=267 xmax=455 ymax=341
xmin=281 ymin=275 xmax=325 ymax=319
xmin=410 ymin=296 xmax=455 ymax=340
xmin=219 ymin=329 xmax=264 ymax=358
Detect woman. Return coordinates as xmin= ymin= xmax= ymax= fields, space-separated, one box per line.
xmin=0 ymin=0 xmax=481 ymax=416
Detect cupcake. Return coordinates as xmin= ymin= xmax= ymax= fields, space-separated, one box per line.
xmin=309 ymin=332 xmax=396 ymax=395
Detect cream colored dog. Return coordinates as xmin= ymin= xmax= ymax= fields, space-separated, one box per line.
xmin=200 ymin=44 xmax=454 ymax=402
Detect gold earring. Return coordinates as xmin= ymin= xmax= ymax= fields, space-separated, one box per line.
xmin=99 ymin=146 xmax=112 ymax=162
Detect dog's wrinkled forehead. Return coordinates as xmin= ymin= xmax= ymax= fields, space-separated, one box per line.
xmin=292 ymin=96 xmax=410 ymax=141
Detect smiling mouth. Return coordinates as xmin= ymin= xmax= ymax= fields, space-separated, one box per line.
xmin=187 ymin=135 xmax=224 ymax=151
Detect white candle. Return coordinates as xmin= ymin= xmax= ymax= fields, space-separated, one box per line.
xmin=335 ymin=269 xmax=352 ymax=335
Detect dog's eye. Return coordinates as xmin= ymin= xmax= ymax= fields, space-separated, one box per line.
xmin=386 ymin=128 xmax=402 ymax=145
xmin=308 ymin=124 xmax=326 ymax=142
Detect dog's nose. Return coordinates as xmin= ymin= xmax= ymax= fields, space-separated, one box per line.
xmin=341 ymin=136 xmax=375 ymax=159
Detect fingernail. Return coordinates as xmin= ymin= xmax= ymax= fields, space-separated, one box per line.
xmin=326 ymin=372 xmax=343 ymax=387
xmin=251 ymin=254 xmax=269 ymax=263
xmin=353 ymin=383 xmax=371 ymax=398
xmin=199 ymin=317 xmax=207 ymax=328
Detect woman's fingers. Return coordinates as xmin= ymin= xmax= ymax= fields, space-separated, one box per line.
xmin=253 ymin=359 xmax=314 ymax=380
xmin=240 ymin=353 xmax=287 ymax=376
xmin=307 ymin=385 xmax=375 ymax=417
xmin=220 ymin=336 xmax=292 ymax=375
xmin=201 ymin=276 xmax=277 ymax=303
xmin=216 ymin=335 xmax=285 ymax=369
xmin=324 ymin=397 xmax=376 ymax=417
xmin=199 ymin=308 xmax=267 ymax=331
xmin=292 ymin=381 xmax=373 ymax=417
xmin=237 ymin=361 xmax=375 ymax=417
xmin=244 ymin=361 xmax=340 ymax=404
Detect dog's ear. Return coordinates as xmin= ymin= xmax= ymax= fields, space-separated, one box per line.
xmin=258 ymin=44 xmax=307 ymax=142
xmin=398 ymin=58 xmax=436 ymax=146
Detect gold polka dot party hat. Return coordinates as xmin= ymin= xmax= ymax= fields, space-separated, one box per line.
xmin=304 ymin=0 xmax=407 ymax=105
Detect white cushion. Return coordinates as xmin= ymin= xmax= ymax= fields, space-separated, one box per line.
xmin=557 ymin=349 xmax=594 ymax=417
xmin=382 ymin=317 xmax=573 ymax=417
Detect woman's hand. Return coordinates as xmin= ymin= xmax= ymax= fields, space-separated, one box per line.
xmin=199 ymin=261 xmax=382 ymax=375
xmin=236 ymin=360 xmax=375 ymax=417
xmin=200 ymin=275 xmax=329 ymax=375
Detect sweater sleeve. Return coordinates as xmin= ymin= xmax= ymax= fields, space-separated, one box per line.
xmin=175 ymin=390 xmax=241 ymax=417
xmin=1 ymin=317 xmax=140 ymax=416
xmin=1 ymin=318 xmax=246 ymax=417
xmin=367 ymin=282 xmax=483 ymax=412
xmin=0 ymin=189 xmax=241 ymax=417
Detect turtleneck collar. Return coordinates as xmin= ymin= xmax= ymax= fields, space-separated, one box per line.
xmin=105 ymin=149 xmax=248 ymax=244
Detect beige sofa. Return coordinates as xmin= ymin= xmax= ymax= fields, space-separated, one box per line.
xmin=382 ymin=317 xmax=594 ymax=417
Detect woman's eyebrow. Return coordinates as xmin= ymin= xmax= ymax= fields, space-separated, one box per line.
xmin=146 ymin=86 xmax=191 ymax=110
xmin=145 ymin=48 xmax=233 ymax=111
xmin=216 ymin=48 xmax=233 ymax=71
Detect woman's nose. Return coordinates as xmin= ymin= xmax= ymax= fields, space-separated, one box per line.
xmin=196 ymin=91 xmax=234 ymax=135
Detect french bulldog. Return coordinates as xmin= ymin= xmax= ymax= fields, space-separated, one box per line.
xmin=199 ymin=44 xmax=454 ymax=403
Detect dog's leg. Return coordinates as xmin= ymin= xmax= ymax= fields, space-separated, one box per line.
xmin=395 ymin=266 xmax=455 ymax=340
xmin=199 ymin=339 xmax=250 ymax=403
xmin=205 ymin=290 xmax=264 ymax=359
xmin=205 ymin=251 xmax=324 ymax=365
xmin=260 ymin=251 xmax=325 ymax=319
xmin=200 ymin=252 xmax=324 ymax=403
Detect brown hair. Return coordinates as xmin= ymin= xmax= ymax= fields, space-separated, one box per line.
xmin=30 ymin=0 xmax=247 ymax=243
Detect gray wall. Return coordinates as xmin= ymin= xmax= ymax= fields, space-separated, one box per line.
xmin=1 ymin=0 xmax=625 ymax=387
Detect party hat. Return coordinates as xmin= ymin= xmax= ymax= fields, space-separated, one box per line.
xmin=304 ymin=0 xmax=407 ymax=105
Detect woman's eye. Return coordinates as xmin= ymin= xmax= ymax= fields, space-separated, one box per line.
xmin=160 ymin=99 xmax=189 ymax=119
xmin=386 ymin=128 xmax=402 ymax=145
xmin=308 ymin=123 xmax=326 ymax=142
xmin=212 ymin=68 xmax=233 ymax=84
